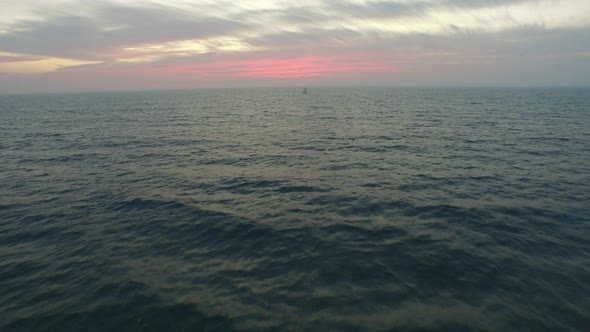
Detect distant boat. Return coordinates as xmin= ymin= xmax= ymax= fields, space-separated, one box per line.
xmin=302 ymin=87 xmax=307 ymax=94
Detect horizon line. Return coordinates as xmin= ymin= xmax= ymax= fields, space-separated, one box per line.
xmin=2 ymin=84 xmax=590 ymax=96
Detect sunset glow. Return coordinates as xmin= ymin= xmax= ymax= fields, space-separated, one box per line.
xmin=138 ymin=55 xmax=397 ymax=79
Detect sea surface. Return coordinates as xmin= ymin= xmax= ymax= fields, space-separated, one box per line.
xmin=1 ymin=87 xmax=589 ymax=331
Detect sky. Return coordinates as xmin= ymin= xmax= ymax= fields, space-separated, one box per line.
xmin=0 ymin=0 xmax=589 ymax=93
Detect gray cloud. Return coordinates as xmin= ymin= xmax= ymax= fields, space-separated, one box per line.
xmin=245 ymin=28 xmax=364 ymax=49
xmin=0 ymin=2 xmax=247 ymax=60
xmin=315 ymin=0 xmax=539 ymax=19
xmin=0 ymin=54 xmax=46 ymax=62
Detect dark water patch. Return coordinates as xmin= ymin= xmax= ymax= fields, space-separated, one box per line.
xmin=108 ymin=197 xmax=201 ymax=213
xmin=0 ymin=220 xmax=86 ymax=246
xmin=342 ymin=200 xmax=415 ymax=217
xmin=21 ymin=132 xmax=65 ymax=139
xmin=526 ymin=136 xmax=576 ymax=142
xmin=0 ymin=260 xmax=49 ymax=282
xmin=306 ymin=195 xmax=359 ymax=207
xmin=356 ymin=135 xmax=399 ymax=141
xmin=492 ymin=206 xmax=576 ymax=223
xmin=4 ymin=296 xmax=239 ymax=332
xmin=318 ymin=222 xmax=408 ymax=244
xmin=305 ymin=195 xmax=419 ymax=218
xmin=320 ymin=162 xmax=369 ymax=171
xmin=399 ymin=175 xmax=503 ymax=192
xmin=201 ymin=155 xmax=290 ymax=167
xmin=309 ymin=105 xmax=334 ymax=111
xmin=403 ymin=204 xmax=490 ymax=223
xmin=219 ymin=178 xmax=285 ymax=194
xmin=38 ymin=153 xmax=103 ymax=163
xmin=340 ymin=144 xmax=412 ymax=153
xmin=360 ymin=182 xmax=383 ymax=188
xmin=463 ymin=138 xmax=494 ymax=144
xmin=398 ymin=182 xmax=438 ymax=192
xmin=0 ymin=203 xmax=21 ymax=211
xmin=275 ymin=185 xmax=328 ymax=193
xmin=103 ymin=196 xmax=284 ymax=260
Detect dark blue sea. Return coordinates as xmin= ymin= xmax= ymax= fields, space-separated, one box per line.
xmin=1 ymin=87 xmax=589 ymax=331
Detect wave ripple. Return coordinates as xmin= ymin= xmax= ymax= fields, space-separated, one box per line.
xmin=1 ymin=88 xmax=590 ymax=331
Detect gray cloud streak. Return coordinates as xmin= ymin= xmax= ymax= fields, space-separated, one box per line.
xmin=0 ymin=2 xmax=247 ymax=60
xmin=316 ymin=0 xmax=539 ymax=19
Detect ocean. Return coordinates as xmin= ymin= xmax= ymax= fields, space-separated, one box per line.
xmin=1 ymin=87 xmax=589 ymax=331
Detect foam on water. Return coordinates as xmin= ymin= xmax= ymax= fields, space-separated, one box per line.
xmin=1 ymin=88 xmax=590 ymax=331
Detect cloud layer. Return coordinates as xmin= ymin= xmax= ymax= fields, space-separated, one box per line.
xmin=0 ymin=0 xmax=589 ymax=92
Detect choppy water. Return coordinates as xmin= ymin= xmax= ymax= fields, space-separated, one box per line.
xmin=1 ymin=87 xmax=590 ymax=331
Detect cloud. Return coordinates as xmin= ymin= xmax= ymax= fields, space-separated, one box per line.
xmin=0 ymin=0 xmax=589 ymax=91
xmin=0 ymin=2 xmax=247 ymax=60
xmin=0 ymin=51 xmax=99 ymax=74
xmin=2 ymin=0 xmax=588 ymax=61
xmin=0 ymin=52 xmax=45 ymax=63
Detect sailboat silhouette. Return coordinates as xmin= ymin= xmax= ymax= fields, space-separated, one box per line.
xmin=303 ymin=87 xmax=307 ymax=94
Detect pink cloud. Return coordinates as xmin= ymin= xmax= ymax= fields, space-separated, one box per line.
xmin=137 ymin=54 xmax=398 ymax=79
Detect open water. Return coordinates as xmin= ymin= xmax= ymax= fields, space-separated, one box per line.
xmin=1 ymin=87 xmax=589 ymax=331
